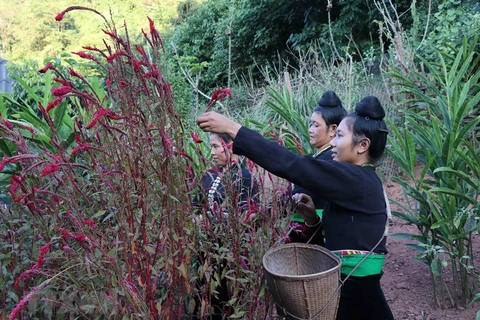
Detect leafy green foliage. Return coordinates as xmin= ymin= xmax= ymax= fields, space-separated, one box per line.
xmin=423 ymin=0 xmax=480 ymax=58
xmin=0 ymin=0 xmax=180 ymax=62
xmin=171 ymin=0 xmax=416 ymax=89
xmin=388 ymin=37 xmax=480 ymax=308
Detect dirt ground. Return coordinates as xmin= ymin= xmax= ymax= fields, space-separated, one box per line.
xmin=382 ymin=181 xmax=480 ymax=320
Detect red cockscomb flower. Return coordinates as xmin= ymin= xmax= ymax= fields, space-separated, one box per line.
xmin=74 ymin=234 xmax=87 ymax=242
xmin=39 ymin=62 xmax=54 ymax=73
xmin=85 ymin=108 xmax=125 ymax=129
xmin=53 ymin=77 xmax=73 ymax=87
xmin=106 ymin=50 xmax=126 ymax=63
xmin=205 ymin=88 xmax=232 ymax=112
xmin=82 ymin=219 xmax=96 ymax=227
xmin=0 ymin=116 xmax=13 ymax=130
xmin=41 ymin=163 xmax=59 ymax=177
xmin=0 ymin=157 xmax=10 ymax=172
xmin=72 ymin=51 xmax=96 ymax=61
xmin=58 ymin=227 xmax=72 ymax=240
xmin=9 ymin=279 xmax=51 ymax=320
xmin=55 ymin=12 xmax=65 ymax=21
xmin=46 ymin=97 xmax=63 ymax=112
xmin=190 ymin=131 xmax=203 ymax=144
xmin=69 ymin=68 xmax=83 ymax=78
xmin=51 ymin=86 xmax=71 ymax=97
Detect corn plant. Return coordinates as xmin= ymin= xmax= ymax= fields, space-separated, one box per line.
xmin=387 ymin=37 xmax=480 ymax=308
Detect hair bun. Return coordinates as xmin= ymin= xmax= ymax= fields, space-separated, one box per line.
xmin=355 ymin=96 xmax=385 ymax=120
xmin=318 ymin=90 xmax=342 ymax=108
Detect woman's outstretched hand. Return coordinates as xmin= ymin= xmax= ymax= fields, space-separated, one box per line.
xmin=292 ymin=193 xmax=319 ymax=226
xmin=196 ymin=112 xmax=242 ymax=139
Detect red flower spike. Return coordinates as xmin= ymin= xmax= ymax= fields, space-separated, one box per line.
xmin=85 ymin=108 xmax=125 ymax=129
xmin=72 ymin=51 xmax=96 ymax=61
xmin=40 ymin=163 xmax=59 ymax=177
xmin=51 ymin=86 xmax=71 ymax=97
xmin=55 ymin=12 xmax=65 ymax=21
xmin=82 ymin=219 xmax=96 ymax=227
xmin=135 ymin=45 xmax=146 ymax=57
xmin=132 ymin=60 xmax=142 ymax=72
xmin=1 ymin=116 xmax=14 ymax=130
xmin=46 ymin=97 xmax=63 ymax=112
xmin=53 ymin=77 xmax=73 ymax=87
xmin=58 ymin=228 xmax=72 ymax=240
xmin=39 ymin=63 xmax=54 ymax=73
xmin=69 ymin=68 xmax=82 ymax=78
xmin=17 ymin=123 xmax=34 ymax=133
xmin=74 ymin=234 xmax=87 ymax=242
xmin=9 ymin=280 xmax=51 ymax=320
xmin=190 ymin=132 xmax=203 ymax=144
xmin=106 ymin=50 xmax=126 ymax=63
xmin=205 ymin=88 xmax=233 ymax=112
xmin=0 ymin=157 xmax=10 ymax=172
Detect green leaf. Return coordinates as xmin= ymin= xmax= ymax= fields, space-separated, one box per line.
xmin=92 ymin=210 xmax=106 ymax=218
xmin=431 ymin=258 xmax=442 ymax=276
xmin=0 ymin=139 xmax=13 ymax=157
xmin=0 ymin=95 xmax=7 ymax=117
xmin=405 ymin=244 xmax=426 ymax=252
xmin=433 ymin=167 xmax=479 ymax=190
xmin=390 ymin=233 xmax=417 ymax=240
xmin=470 ymin=293 xmax=480 ymax=305
xmin=431 ymin=219 xmax=452 ymax=229
xmin=428 ymin=187 xmax=476 ymax=204
xmin=229 ymin=311 xmax=247 ymax=318
xmin=10 ymin=73 xmax=42 ymax=102
xmin=80 ymin=305 xmax=97 ymax=313
xmin=145 ymin=246 xmax=156 ymax=254
xmin=53 ymin=102 xmax=67 ymax=131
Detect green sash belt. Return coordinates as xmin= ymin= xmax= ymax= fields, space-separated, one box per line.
xmin=292 ymin=209 xmax=323 ymax=222
xmin=333 ymin=252 xmax=385 ymax=277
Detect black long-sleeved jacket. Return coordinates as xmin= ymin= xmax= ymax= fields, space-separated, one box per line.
xmin=233 ymin=126 xmax=388 ymax=253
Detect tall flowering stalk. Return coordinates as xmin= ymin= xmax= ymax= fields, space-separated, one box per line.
xmin=0 ymin=7 xmax=196 ymax=319
xmin=0 ymin=6 xmax=291 ymax=320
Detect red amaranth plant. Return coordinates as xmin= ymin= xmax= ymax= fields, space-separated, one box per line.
xmin=0 ymin=6 xmax=291 ymax=320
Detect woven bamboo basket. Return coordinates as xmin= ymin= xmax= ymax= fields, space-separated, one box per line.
xmin=263 ymin=243 xmax=342 ymax=320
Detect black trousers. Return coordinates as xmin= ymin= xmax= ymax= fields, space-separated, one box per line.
xmin=336 ymin=272 xmax=394 ymax=320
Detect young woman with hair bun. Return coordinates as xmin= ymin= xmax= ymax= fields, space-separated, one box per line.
xmin=289 ymin=90 xmax=347 ymax=244
xmin=197 ymin=95 xmax=394 ymax=320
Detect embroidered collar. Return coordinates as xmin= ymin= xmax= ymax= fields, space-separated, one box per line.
xmin=313 ymin=145 xmax=332 ymax=158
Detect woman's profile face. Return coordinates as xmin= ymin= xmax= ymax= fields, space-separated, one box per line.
xmin=308 ymin=112 xmax=335 ymax=149
xmin=210 ymin=134 xmax=229 ymax=167
xmin=330 ymin=118 xmax=358 ymax=163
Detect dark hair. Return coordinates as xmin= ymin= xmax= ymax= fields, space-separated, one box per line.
xmin=210 ymin=132 xmax=233 ymax=144
xmin=313 ymin=90 xmax=347 ymax=127
xmin=345 ymin=96 xmax=388 ymax=164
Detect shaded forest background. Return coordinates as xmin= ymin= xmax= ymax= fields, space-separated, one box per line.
xmin=2 ymin=0 xmax=479 ymax=92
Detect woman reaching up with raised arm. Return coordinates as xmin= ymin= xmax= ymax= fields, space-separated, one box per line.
xmin=197 ymin=96 xmax=394 ymax=320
